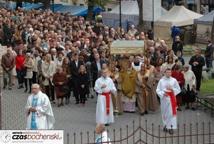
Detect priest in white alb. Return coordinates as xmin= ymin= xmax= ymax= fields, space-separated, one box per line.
xmin=156 ymin=68 xmax=181 ymax=134
xmin=26 ymin=84 xmax=55 ymax=130
xmin=94 ymin=68 xmax=117 ymax=125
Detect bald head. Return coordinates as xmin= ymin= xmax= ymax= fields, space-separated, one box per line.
xmin=32 ymin=84 xmax=40 ymax=88
xmin=31 ymin=84 xmax=40 ymax=94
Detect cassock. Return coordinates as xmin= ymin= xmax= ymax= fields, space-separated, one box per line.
xmin=120 ymin=69 xmax=137 ymax=112
xmin=156 ymin=76 xmax=181 ymax=129
xmin=94 ymin=76 xmax=117 ymax=124
xmin=26 ymin=91 xmax=55 ymax=130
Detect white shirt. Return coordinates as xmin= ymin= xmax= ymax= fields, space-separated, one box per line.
xmin=156 ymin=76 xmax=181 ymax=99
xmin=96 ymin=61 xmax=101 ymax=71
xmin=94 ymin=76 xmax=116 ymax=94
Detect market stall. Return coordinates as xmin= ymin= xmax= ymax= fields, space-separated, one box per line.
xmin=154 ymin=5 xmax=202 ymax=46
xmin=194 ymin=10 xmax=214 ymax=44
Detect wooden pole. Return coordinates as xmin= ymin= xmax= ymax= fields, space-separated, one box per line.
xmin=211 ymin=15 xmax=214 ymax=44
xmin=119 ymin=0 xmax=122 ymax=31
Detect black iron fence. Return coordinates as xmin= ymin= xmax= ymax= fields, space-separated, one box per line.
xmin=65 ymin=117 xmax=214 ymax=144
xmin=64 ymin=96 xmax=214 ymax=144
xmin=196 ymin=94 xmax=214 ymax=116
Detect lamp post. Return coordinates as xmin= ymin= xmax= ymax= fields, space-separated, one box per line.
xmin=211 ymin=16 xmax=214 ymax=44
xmin=52 ymin=0 xmax=54 ymax=12
xmin=119 ymin=0 xmax=122 ymax=30
xmin=152 ymin=0 xmax=154 ymax=30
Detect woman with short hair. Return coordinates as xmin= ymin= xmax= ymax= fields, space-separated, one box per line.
xmin=24 ymin=52 xmax=34 ymax=93
xmin=53 ymin=67 xmax=67 ymax=107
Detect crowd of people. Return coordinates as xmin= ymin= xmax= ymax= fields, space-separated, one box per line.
xmin=0 ymin=7 xmax=213 ymax=134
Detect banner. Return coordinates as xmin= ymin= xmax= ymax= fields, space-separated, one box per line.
xmin=0 ymin=130 xmax=63 ymax=144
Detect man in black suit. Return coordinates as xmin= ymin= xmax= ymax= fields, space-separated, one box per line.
xmin=204 ymin=40 xmax=214 ymax=69
xmin=91 ymin=53 xmax=105 ymax=89
xmin=70 ymin=53 xmax=84 ymax=104
xmin=189 ymin=48 xmax=205 ymax=91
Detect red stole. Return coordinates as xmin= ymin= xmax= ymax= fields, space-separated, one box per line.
xmin=166 ymin=91 xmax=177 ymax=116
xmin=102 ymin=92 xmax=111 ymax=115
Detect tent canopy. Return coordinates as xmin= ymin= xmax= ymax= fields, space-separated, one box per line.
xmin=52 ymin=4 xmax=88 ymax=16
xmin=23 ymin=3 xmax=43 ymax=10
xmin=102 ymin=0 xmax=167 ymax=29
xmin=101 ymin=1 xmax=139 ymax=29
xmin=108 ymin=1 xmax=139 ymax=15
xmin=194 ymin=10 xmax=214 ymax=25
xmin=110 ymin=40 xmax=144 ymax=54
xmin=156 ymin=5 xmax=203 ymax=27
xmin=93 ymin=6 xmax=104 ymax=15
xmin=3 ymin=2 xmax=43 ymax=10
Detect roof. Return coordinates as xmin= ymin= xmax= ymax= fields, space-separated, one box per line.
xmin=4 ymin=2 xmax=43 ymax=10
xmin=156 ymin=5 xmax=203 ymax=26
xmin=194 ymin=10 xmax=214 ymax=25
xmin=23 ymin=3 xmax=43 ymax=10
xmin=52 ymin=4 xmax=88 ymax=16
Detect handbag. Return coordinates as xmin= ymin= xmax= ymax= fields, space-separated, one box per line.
xmin=62 ymin=85 xmax=70 ymax=94
xmin=181 ymin=88 xmax=187 ymax=96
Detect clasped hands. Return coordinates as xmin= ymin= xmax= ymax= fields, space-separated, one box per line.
xmin=164 ymin=85 xmax=173 ymax=96
xmin=101 ymin=84 xmax=107 ymax=89
xmin=29 ymin=107 xmax=37 ymax=112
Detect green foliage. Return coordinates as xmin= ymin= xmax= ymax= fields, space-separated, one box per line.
xmin=201 ymin=79 xmax=214 ymax=95
xmin=87 ymin=0 xmax=112 ymax=9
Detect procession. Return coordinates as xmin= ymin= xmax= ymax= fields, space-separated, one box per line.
xmin=0 ymin=0 xmax=214 ymax=144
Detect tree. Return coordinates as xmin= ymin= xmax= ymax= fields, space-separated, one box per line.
xmin=137 ymin=0 xmax=143 ymax=28
xmin=87 ymin=0 xmax=111 ymax=9
xmin=86 ymin=0 xmax=111 ymax=19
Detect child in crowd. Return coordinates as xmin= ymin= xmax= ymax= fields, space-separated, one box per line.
xmin=78 ymin=65 xmax=89 ymax=105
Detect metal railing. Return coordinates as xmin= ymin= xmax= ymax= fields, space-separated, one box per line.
xmin=65 ymin=117 xmax=214 ymax=144
xmin=196 ymin=94 xmax=214 ymax=116
xmin=64 ymin=95 xmax=214 ymax=144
